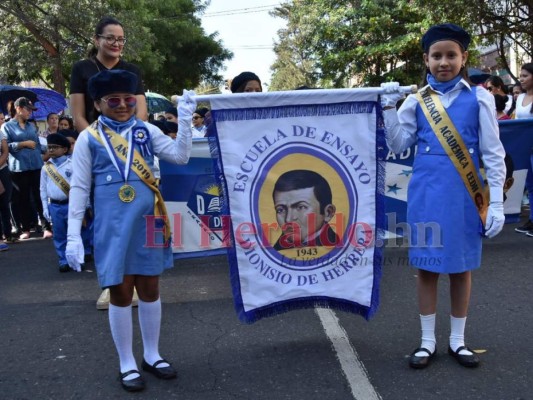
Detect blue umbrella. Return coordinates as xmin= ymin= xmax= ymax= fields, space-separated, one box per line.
xmin=26 ymin=87 xmax=67 ymax=121
xmin=146 ymin=92 xmax=173 ymax=114
xmin=0 ymin=85 xmax=38 ymax=115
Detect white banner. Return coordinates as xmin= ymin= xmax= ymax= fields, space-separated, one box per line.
xmin=209 ymin=89 xmax=386 ymax=323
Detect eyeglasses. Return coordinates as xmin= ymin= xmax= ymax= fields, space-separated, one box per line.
xmin=101 ymin=96 xmax=137 ymax=109
xmin=97 ymin=35 xmax=127 ymax=45
xmin=192 ymin=116 xmax=203 ymax=120
xmin=47 ymin=145 xmax=65 ymax=151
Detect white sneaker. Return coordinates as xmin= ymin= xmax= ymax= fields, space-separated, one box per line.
xmin=42 ymin=230 xmax=53 ymax=239
xmin=96 ymin=289 xmax=110 ymax=310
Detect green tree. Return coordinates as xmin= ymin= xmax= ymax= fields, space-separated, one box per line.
xmin=269 ymin=2 xmax=319 ymax=90
xmin=270 ymin=0 xmax=488 ymax=88
xmin=464 ymin=0 xmax=533 ymax=80
xmin=0 ymin=0 xmax=231 ymax=96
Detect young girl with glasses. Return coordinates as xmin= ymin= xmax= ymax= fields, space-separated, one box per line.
xmin=66 ymin=69 xmax=196 ymax=392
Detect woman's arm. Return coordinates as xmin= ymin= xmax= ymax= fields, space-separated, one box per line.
xmin=70 ymin=93 xmax=89 ymax=132
xmin=0 ymin=139 xmax=8 ymax=166
xmin=135 ymin=94 xmax=148 ymax=121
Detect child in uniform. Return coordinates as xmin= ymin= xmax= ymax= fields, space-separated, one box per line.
xmin=40 ymin=134 xmax=73 ymax=271
xmin=59 ymin=128 xmax=94 ymax=262
xmin=381 ymin=23 xmax=506 ymax=369
xmin=66 ymin=69 xmax=195 ymax=391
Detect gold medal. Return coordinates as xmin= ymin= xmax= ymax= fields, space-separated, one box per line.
xmin=119 ymin=184 xmax=136 ymax=203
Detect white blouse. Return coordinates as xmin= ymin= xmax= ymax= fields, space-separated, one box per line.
xmin=514 ymin=93 xmax=533 ymax=119
xmin=383 ymin=79 xmax=505 ymax=196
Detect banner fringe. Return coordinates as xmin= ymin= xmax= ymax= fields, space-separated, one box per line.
xmin=237 ymin=297 xmax=374 ymax=324
xmin=214 ymin=102 xmax=375 ymax=122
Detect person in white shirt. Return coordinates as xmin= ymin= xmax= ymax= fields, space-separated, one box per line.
xmin=513 ymin=63 xmax=533 ymax=235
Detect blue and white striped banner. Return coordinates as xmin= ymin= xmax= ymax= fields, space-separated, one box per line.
xmin=160 ymin=140 xmax=227 ymax=259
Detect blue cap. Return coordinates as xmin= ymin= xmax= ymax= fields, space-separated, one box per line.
xmin=58 ymin=129 xmax=78 ymax=140
xmin=47 ymin=133 xmax=71 ymax=148
xmin=422 ymin=23 xmax=471 ymax=52
xmin=88 ymin=70 xmax=138 ymax=100
xmin=165 ymin=121 xmax=178 ymax=133
xmin=164 ymin=106 xmax=177 ymax=117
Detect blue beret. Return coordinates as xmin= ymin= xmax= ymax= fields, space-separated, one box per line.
xmin=58 ymin=129 xmax=78 ymax=140
xmin=164 ymin=106 xmax=177 ymax=117
xmin=194 ymin=107 xmax=209 ymax=117
xmin=151 ymin=120 xmax=168 ymax=134
xmin=88 ymin=70 xmax=138 ymax=100
xmin=422 ymin=23 xmax=471 ymax=52
xmin=164 ymin=121 xmax=178 ymax=133
xmin=47 ymin=133 xmax=71 ymax=148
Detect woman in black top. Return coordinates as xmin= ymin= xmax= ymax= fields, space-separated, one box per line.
xmin=69 ymin=16 xmax=147 ymax=132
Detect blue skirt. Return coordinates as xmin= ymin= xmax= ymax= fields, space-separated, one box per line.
xmin=93 ymin=179 xmax=173 ymax=288
xmin=407 ymin=153 xmax=482 ymax=273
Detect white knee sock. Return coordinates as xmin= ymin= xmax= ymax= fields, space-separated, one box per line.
xmin=138 ymin=298 xmax=169 ymax=368
xmin=450 ymin=315 xmax=473 ymax=355
xmin=108 ymin=304 xmax=139 ymax=380
xmin=415 ymin=313 xmax=436 ymax=357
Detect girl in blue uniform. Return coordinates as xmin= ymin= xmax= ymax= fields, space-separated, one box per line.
xmin=66 ymin=70 xmax=195 ymax=391
xmin=381 ymin=24 xmax=506 ymax=369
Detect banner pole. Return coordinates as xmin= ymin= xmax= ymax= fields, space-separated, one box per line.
xmin=185 ymin=85 xmax=417 ymax=103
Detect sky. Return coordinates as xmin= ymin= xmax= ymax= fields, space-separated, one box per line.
xmin=200 ymin=1 xmax=286 ymax=89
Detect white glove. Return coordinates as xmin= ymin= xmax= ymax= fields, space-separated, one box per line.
xmin=380 ymin=82 xmax=405 ymax=108
xmin=66 ymin=234 xmax=84 ymax=272
xmin=175 ymin=90 xmax=196 ymax=162
xmin=177 ymin=89 xmax=197 ymax=127
xmin=484 ymin=202 xmax=505 ymax=238
xmin=43 ymin=205 xmax=51 ymax=222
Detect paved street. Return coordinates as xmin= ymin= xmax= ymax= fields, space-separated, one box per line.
xmin=0 ymin=221 xmax=531 ymax=400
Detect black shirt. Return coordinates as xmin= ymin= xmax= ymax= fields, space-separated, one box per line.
xmin=69 ymin=57 xmax=145 ymax=124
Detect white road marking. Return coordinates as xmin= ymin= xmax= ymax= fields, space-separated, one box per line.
xmin=316 ymin=308 xmax=382 ymax=400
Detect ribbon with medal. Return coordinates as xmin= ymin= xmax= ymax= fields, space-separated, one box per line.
xmin=97 ymin=121 xmax=137 ymax=203
xmin=133 ymin=126 xmax=152 ymax=157
xmin=87 ymin=121 xmax=172 ymax=243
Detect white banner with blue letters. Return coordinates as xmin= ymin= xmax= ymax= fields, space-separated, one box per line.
xmin=207 ymin=89 xmax=386 ymax=323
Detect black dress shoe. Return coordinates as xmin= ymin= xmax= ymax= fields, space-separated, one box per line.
xmin=142 ymin=359 xmax=177 ymax=379
xmin=59 ymin=264 xmax=70 ymax=273
xmin=448 ymin=346 xmax=480 ymax=368
xmin=119 ymin=370 xmax=145 ymax=392
xmin=409 ymin=347 xmax=436 ymax=369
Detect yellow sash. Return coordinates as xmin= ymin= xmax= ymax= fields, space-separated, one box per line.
xmin=87 ymin=123 xmax=171 ymax=243
xmin=44 ymin=162 xmax=70 ymax=197
xmin=415 ymin=87 xmax=488 ymax=224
